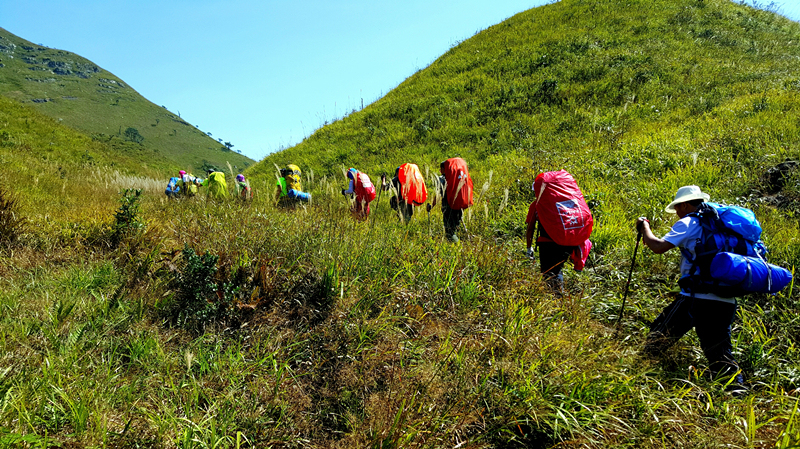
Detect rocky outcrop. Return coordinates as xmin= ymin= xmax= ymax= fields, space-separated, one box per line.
xmin=19 ymin=52 xmax=101 ymax=78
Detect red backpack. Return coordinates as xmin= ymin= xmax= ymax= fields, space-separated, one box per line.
xmin=441 ymin=157 xmax=473 ymax=210
xmin=533 ymin=170 xmax=593 ymax=246
xmin=354 ymin=171 xmax=377 ymax=202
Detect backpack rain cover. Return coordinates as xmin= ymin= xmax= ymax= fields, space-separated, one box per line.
xmin=441 ymin=157 xmax=474 ymax=210
xmin=398 ymin=163 xmax=428 ymax=205
xmin=533 ymin=170 xmax=593 ymax=246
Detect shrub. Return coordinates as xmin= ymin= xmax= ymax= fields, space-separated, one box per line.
xmin=169 ymin=245 xmax=231 ymax=332
xmin=111 ymin=189 xmax=144 ymax=247
xmin=123 ymin=127 xmax=144 ymax=144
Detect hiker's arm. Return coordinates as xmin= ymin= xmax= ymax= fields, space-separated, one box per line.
xmin=638 ymin=219 xmax=675 ymax=254
xmin=525 ymin=220 xmax=535 ymax=249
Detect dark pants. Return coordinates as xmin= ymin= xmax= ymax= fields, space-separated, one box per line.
xmin=442 ymin=198 xmax=463 ymax=239
xmin=537 ymin=241 xmax=575 ymax=293
xmin=390 ymin=196 xmax=413 ymax=222
xmin=644 ymin=295 xmax=743 ymax=383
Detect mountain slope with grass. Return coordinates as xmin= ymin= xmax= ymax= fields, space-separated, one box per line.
xmin=249 ymin=0 xmax=800 ymax=196
xmin=0 ymin=27 xmax=253 ymax=174
xmin=0 ymin=94 xmax=172 ymax=226
xmin=2 ymin=0 xmax=800 ymax=448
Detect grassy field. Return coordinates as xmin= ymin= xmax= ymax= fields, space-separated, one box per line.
xmin=1 ymin=0 xmax=800 ymax=447
xmin=0 ymin=27 xmax=253 ymax=175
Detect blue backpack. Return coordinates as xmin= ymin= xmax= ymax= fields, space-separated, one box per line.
xmin=678 ymin=202 xmax=792 ymax=297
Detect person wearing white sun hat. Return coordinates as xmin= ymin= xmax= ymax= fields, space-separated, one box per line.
xmin=636 ymin=185 xmax=746 ymax=395
xmin=663 ymin=185 xmax=710 ymax=213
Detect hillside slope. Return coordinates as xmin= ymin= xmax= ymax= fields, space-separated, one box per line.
xmin=0 ymin=27 xmax=253 ymax=175
xmin=248 ymin=0 xmax=800 ymax=201
xmin=0 ymin=95 xmax=172 ymax=223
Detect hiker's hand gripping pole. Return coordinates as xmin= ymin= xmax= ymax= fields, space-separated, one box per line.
xmin=617 ymin=224 xmax=644 ymax=328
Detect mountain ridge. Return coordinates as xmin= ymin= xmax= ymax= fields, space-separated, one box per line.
xmin=0 ymin=26 xmax=253 ymax=175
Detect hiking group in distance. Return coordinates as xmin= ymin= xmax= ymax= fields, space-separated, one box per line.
xmin=165 ymin=168 xmax=252 ymax=201
xmin=162 ymin=157 xmax=793 ymax=395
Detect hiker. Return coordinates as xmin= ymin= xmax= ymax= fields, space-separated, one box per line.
xmin=275 ymin=164 xmax=310 ymax=206
xmin=636 ymin=185 xmax=746 ymax=393
xmin=236 ymin=174 xmax=252 ymax=201
xmin=202 ymin=168 xmax=229 ymax=200
xmin=165 ymin=176 xmax=181 ymax=199
xmin=180 ymin=170 xmax=200 ymax=197
xmin=525 ymin=170 xmax=593 ymax=294
xmin=429 ymin=157 xmax=474 ymax=242
xmin=381 ymin=163 xmax=427 ymax=222
xmin=341 ymin=168 xmax=376 ymax=219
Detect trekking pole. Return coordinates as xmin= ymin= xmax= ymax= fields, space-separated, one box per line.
xmin=426 ymin=203 xmax=432 ymax=237
xmin=616 ymin=230 xmax=642 ymax=328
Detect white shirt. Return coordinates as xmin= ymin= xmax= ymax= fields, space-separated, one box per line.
xmin=663 ymin=216 xmax=733 ymax=303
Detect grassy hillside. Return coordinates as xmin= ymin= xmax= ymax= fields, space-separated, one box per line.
xmin=2 ymin=0 xmax=800 ymax=447
xmin=0 ymin=27 xmax=253 ymax=175
xmin=249 ymin=0 xmax=800 ymax=198
xmin=0 ymin=95 xmax=174 ymax=225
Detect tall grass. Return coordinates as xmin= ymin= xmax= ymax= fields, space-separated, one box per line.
xmin=0 ymin=167 xmax=797 ymax=447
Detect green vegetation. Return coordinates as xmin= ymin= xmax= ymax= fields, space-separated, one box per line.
xmin=1 ymin=0 xmax=800 ymax=447
xmin=0 ymin=27 xmax=253 ymax=174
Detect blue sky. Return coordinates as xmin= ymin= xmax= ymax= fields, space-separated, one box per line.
xmin=2 ymin=0 xmax=799 ymax=161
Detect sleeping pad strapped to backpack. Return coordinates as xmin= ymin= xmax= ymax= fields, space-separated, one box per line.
xmin=678 ymin=202 xmax=792 ymax=296
xmin=397 ymin=163 xmax=427 ymax=205
xmin=441 ymin=157 xmax=474 ymax=210
xmin=533 ymin=170 xmax=593 ymax=247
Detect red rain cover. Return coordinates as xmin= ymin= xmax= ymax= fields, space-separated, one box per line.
xmin=441 ymin=157 xmax=474 ymax=210
xmin=533 ymin=170 xmax=593 ymax=246
xmin=354 ymin=171 xmax=376 ymax=203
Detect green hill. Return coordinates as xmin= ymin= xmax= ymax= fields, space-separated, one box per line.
xmin=0 ymin=94 xmax=172 ymax=223
xmin=0 ymin=27 xmax=253 ymax=175
xmin=249 ymin=0 xmax=800 ymax=197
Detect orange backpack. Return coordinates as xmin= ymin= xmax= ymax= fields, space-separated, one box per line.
xmin=397 ymin=163 xmax=428 ymax=205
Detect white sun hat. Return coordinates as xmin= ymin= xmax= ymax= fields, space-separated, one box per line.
xmin=665 ymin=185 xmax=710 ymax=213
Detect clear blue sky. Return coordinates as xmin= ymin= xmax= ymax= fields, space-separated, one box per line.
xmin=2 ymin=0 xmax=799 ymax=161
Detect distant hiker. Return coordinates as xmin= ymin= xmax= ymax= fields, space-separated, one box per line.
xmin=525 ymin=170 xmax=593 ymax=294
xmin=341 ymin=168 xmax=376 ymax=220
xmin=276 ymin=164 xmax=310 ymax=206
xmin=381 ymin=163 xmax=427 ymax=222
xmin=165 ymin=176 xmax=181 ymax=199
xmin=429 ymin=157 xmax=474 ymax=242
xmin=179 ymin=170 xmax=200 ymax=197
xmin=637 ymin=185 xmax=747 ymax=393
xmin=236 ymin=174 xmax=252 ymax=201
xmin=203 ymin=168 xmax=229 ymax=200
